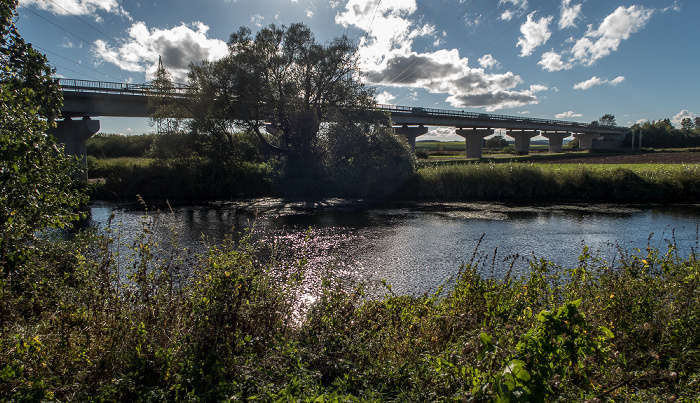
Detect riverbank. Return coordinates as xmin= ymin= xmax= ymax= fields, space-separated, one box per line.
xmin=88 ymin=154 xmax=700 ymax=204
xmin=2 ymin=224 xmax=698 ymax=401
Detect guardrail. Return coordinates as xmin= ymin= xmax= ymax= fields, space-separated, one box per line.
xmin=375 ymin=104 xmax=626 ymax=131
xmin=58 ymin=78 xmax=190 ymax=96
xmin=57 ymin=79 xmax=627 ymax=131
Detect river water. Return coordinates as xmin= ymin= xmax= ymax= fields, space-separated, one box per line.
xmin=83 ymin=199 xmax=700 ymax=296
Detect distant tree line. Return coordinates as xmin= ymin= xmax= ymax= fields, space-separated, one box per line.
xmin=627 ymin=117 xmax=700 ymax=148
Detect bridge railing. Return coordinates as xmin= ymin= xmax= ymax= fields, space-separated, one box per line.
xmin=58 ymin=79 xmax=191 ymax=96
xmin=375 ymin=104 xmax=626 ymax=131
xmin=57 ymin=78 xmax=626 ymax=131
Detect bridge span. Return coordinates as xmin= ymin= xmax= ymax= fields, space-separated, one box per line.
xmin=54 ymin=79 xmax=629 ymax=177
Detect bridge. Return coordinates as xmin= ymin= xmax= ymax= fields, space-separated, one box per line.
xmin=54 ymin=79 xmax=629 ymax=178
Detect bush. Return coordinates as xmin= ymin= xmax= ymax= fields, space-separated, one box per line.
xmin=2 ymin=217 xmax=698 ymax=401
xmin=87 ymin=133 xmax=156 ymax=158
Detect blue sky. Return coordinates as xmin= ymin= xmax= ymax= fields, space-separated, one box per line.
xmin=16 ymin=0 xmax=697 ymax=139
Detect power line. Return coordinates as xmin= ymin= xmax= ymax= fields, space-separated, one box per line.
xmin=34 ymin=44 xmax=125 ymax=82
xmin=19 ymin=5 xmax=96 ymax=50
xmin=47 ymin=0 xmax=120 ymax=45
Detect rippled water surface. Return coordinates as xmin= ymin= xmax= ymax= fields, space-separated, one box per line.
xmin=84 ymin=199 xmax=700 ymax=295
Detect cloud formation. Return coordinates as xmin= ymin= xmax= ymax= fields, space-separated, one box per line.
xmin=555 ymin=110 xmax=583 ymax=119
xmin=339 ymin=0 xmax=540 ymax=111
xmin=573 ymin=75 xmax=625 ymax=90
xmin=517 ymin=13 xmax=553 ymax=57
xmin=672 ymin=110 xmax=698 ymax=128
xmin=93 ymin=21 xmax=228 ymax=83
xmin=19 ymin=0 xmax=130 ymax=20
xmin=363 ymin=49 xmax=539 ymax=111
xmin=539 ymin=5 xmax=655 ymax=70
xmin=558 ymin=0 xmax=581 ymax=29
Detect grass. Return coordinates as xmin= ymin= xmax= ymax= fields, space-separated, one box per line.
xmin=1 ymin=212 xmax=699 ymax=401
xmin=397 ymin=162 xmax=700 ymax=203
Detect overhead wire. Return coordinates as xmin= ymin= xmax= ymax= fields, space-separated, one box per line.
xmin=34 ymin=44 xmax=125 ymax=82
xmin=19 ymin=4 xmax=133 ymax=84
xmin=47 ymin=0 xmax=120 ymax=45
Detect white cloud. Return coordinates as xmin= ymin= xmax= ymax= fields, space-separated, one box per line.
xmin=305 ymin=8 xmax=314 ymax=18
xmin=570 ymin=5 xmax=654 ymax=65
xmin=573 ymin=75 xmax=625 ymax=90
xmin=538 ymin=50 xmax=572 ymax=71
xmin=672 ymin=110 xmax=698 ymax=128
xmin=478 ymin=54 xmax=500 ymax=69
xmin=19 ymin=0 xmax=131 ymax=19
xmin=573 ymin=76 xmax=604 ymax=90
xmin=251 ymin=14 xmax=265 ymax=27
xmin=558 ymin=0 xmax=582 ymax=29
xmin=517 ymin=13 xmax=553 ymax=57
xmin=93 ymin=21 xmax=228 ymax=83
xmin=499 ymin=0 xmax=528 ymax=20
xmin=336 ymin=0 xmax=433 ymax=70
xmin=430 ymin=127 xmax=459 ymax=138
xmin=610 ymin=76 xmax=625 ymax=85
xmin=375 ymin=91 xmax=396 ymax=105
xmin=363 ymin=49 xmax=539 ymax=111
xmin=518 ymin=111 xmax=531 ymax=114
xmin=529 ymin=84 xmax=548 ymax=93
xmin=338 ymin=0 xmax=539 ymax=111
xmin=555 ymin=110 xmax=583 ymax=119
xmin=501 ymin=10 xmax=514 ymax=21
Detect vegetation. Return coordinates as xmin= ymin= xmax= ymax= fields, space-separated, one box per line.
xmin=398 ymin=162 xmax=700 ymax=203
xmin=1 ymin=213 xmax=698 ymax=401
xmin=628 ymin=119 xmax=700 ymax=148
xmin=176 ymin=23 xmax=414 ymax=197
xmin=0 ymin=1 xmax=87 ymax=273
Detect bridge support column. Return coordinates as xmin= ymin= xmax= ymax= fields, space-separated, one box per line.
xmin=507 ymin=130 xmax=539 ymax=155
xmin=573 ymin=132 xmax=601 ymax=151
xmin=541 ymin=131 xmax=569 ymax=153
xmin=394 ymin=125 xmax=428 ymax=152
xmin=49 ymin=117 xmax=100 ymax=181
xmin=456 ymin=128 xmax=493 ymax=159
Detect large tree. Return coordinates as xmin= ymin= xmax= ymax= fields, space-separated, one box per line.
xmin=0 ymin=0 xmax=87 ymax=269
xmin=187 ymin=23 xmax=384 ymax=162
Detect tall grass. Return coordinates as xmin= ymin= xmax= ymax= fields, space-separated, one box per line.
xmin=398 ymin=162 xmax=700 ymax=203
xmin=1 ymin=212 xmax=699 ymax=401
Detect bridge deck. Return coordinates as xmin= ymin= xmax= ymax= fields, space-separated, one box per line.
xmin=58 ymin=79 xmax=628 ymax=135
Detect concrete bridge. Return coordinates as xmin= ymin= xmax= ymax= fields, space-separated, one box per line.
xmin=54 ymin=79 xmax=629 ymax=178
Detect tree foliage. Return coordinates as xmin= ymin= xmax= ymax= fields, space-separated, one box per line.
xmin=598 ymin=113 xmax=616 ymax=127
xmin=0 ymin=1 xmax=87 ymax=268
xmin=188 ymin=23 xmax=383 ymax=160
xmin=183 ymin=22 xmax=413 ymax=197
xmin=485 ymin=134 xmax=508 ymax=149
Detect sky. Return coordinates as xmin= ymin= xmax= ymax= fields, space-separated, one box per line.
xmin=15 ymin=0 xmax=698 ymax=140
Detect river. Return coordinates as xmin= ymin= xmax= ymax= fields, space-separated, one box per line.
xmin=83 ymin=199 xmax=700 ymax=296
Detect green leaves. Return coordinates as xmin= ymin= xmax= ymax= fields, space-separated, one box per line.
xmin=1 ymin=2 xmax=87 ymax=272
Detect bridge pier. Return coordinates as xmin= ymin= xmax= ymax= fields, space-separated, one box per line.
xmin=573 ymin=132 xmax=601 ymax=151
xmin=49 ymin=117 xmax=100 ymax=181
xmin=456 ymin=128 xmax=493 ymax=159
xmin=541 ymin=131 xmax=569 ymax=153
xmin=507 ymin=130 xmax=539 ymax=155
xmin=394 ymin=125 xmax=428 ymax=152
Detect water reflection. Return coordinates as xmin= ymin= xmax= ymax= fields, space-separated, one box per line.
xmin=79 ymin=199 xmax=700 ymax=296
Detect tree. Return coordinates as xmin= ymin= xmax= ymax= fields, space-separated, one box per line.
xmin=0 ymin=1 xmax=87 ymax=270
xmin=694 ymin=117 xmax=700 ymax=130
xmin=681 ymin=117 xmax=694 ymax=132
xmin=485 ymin=135 xmax=508 ymax=149
xmin=598 ymin=114 xmax=616 ymax=127
xmin=187 ymin=23 xmax=382 ymax=163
